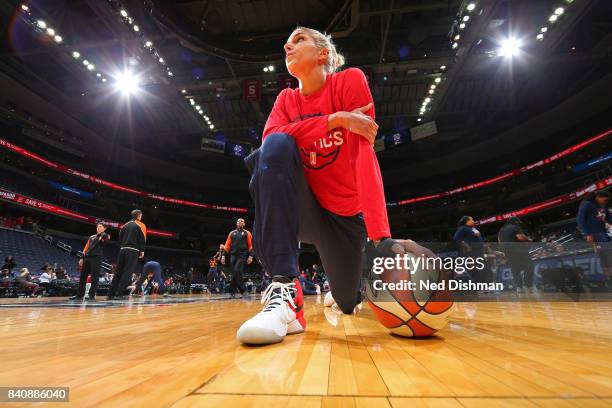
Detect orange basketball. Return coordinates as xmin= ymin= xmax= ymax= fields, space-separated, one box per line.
xmin=365 ymin=240 xmax=454 ymax=337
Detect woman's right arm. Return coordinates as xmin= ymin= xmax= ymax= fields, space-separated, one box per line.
xmin=263 ymin=90 xmax=363 ymax=148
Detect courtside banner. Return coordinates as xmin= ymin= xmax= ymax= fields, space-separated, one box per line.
xmin=389 ymin=129 xmax=611 ymax=206
xmin=0 ymin=138 xmax=247 ymax=213
xmin=0 ymin=188 xmax=177 ymax=238
xmin=475 ymin=176 xmax=612 ymax=225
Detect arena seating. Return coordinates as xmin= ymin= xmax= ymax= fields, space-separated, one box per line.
xmin=0 ymin=227 xmax=78 ymax=277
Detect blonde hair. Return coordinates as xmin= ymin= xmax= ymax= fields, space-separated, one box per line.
xmin=295 ymin=26 xmax=345 ymax=73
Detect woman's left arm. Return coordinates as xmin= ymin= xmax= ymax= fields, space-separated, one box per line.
xmin=342 ymin=68 xmax=391 ymax=240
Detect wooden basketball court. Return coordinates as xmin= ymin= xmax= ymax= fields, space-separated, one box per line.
xmin=1 ymin=295 xmax=611 ymax=407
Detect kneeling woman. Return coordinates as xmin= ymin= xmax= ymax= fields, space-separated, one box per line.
xmin=239 ymin=27 xmax=404 ymax=345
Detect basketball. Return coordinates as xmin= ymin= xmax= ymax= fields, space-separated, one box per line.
xmin=366 ymin=240 xmax=454 ymax=337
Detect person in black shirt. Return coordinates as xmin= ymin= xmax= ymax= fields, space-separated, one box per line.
xmin=498 ymin=217 xmax=533 ymax=292
xmin=453 ymin=216 xmax=484 ymax=282
xmin=70 ymin=223 xmax=109 ymax=301
xmin=108 ymin=210 xmax=146 ymax=300
xmin=222 ymin=218 xmax=254 ymax=298
xmin=2 ymin=256 xmax=17 ymax=278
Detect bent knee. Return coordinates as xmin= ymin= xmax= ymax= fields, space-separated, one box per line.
xmin=260 ymin=133 xmax=297 ymax=165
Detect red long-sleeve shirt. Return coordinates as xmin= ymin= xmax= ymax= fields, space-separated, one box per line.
xmin=263 ymin=68 xmax=390 ymax=239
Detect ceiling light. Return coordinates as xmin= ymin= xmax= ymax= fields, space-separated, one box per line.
xmin=555 ymin=7 xmax=564 ymax=15
xmin=195 ymin=105 xmax=201 ymax=110
xmin=459 ymin=23 xmax=466 ymax=29
xmin=37 ymin=20 xmax=47 ymax=29
xmin=167 ymin=71 xmax=173 ymax=76
xmin=428 ymin=89 xmax=435 ymax=94
xmin=467 ymin=3 xmax=476 ymax=11
xmin=159 ymin=58 xmax=164 ymax=63
xmin=454 ymin=34 xmax=461 ymax=41
xmin=536 ymin=34 xmax=544 ymax=41
xmin=417 ymin=118 xmax=422 ymax=122
xmin=54 ymin=35 xmax=62 ymax=43
xmin=133 ymin=25 xmax=139 ymax=32
xmin=209 ymin=124 xmax=214 ymax=129
xmin=541 ymin=27 xmax=548 ymax=33
xmin=102 ymin=78 xmax=107 ymax=82
xmin=87 ymin=64 xmax=94 ymax=70
xmin=452 ymin=42 xmax=459 ymax=49
xmin=82 ymin=60 xmax=89 ymax=65
xmin=268 ymin=65 xmax=275 ymax=71
xmin=21 ymin=5 xmax=29 ymax=11
xmin=440 ymin=65 xmax=446 ymax=70
xmin=425 ymin=97 xmax=431 ymax=103
xmin=96 ymin=73 xmax=101 ymax=77
xmin=463 ymin=15 xmax=470 ymax=22
xmin=46 ymin=28 xmax=55 ymax=36
xmin=181 ymin=89 xmax=186 ymax=94
xmin=435 ymin=77 xmax=442 ymax=83
xmin=498 ymin=37 xmax=521 ymax=57
xmin=145 ymin=41 xmax=153 ymax=48
xmin=114 ymin=70 xmax=140 ymax=95
xmin=549 ymin=14 xmax=558 ymax=23
xmin=72 ymin=51 xmax=80 ymax=59
xmin=263 ymin=67 xmax=269 ymax=72
xmin=120 ymin=10 xmax=128 ymax=17
xmin=430 ymin=84 xmax=436 ymax=89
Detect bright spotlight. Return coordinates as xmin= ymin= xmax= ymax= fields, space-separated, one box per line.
xmin=425 ymin=97 xmax=431 ymax=103
xmin=541 ymin=27 xmax=548 ymax=33
xmin=120 ymin=10 xmax=128 ymax=17
xmin=440 ymin=65 xmax=446 ymax=70
xmin=536 ymin=33 xmax=544 ymax=41
xmin=459 ymin=22 xmax=466 ymax=29
xmin=21 ymin=4 xmax=29 ymax=11
xmin=452 ymin=42 xmax=459 ymax=49
xmin=549 ymin=14 xmax=558 ymax=23
xmin=268 ymin=65 xmax=275 ymax=71
xmin=181 ymin=89 xmax=186 ymax=94
xmin=87 ymin=63 xmax=95 ymax=71
xmin=463 ymin=15 xmax=470 ymax=22
xmin=167 ymin=71 xmax=173 ymax=76
xmin=195 ymin=105 xmax=201 ymax=110
xmin=263 ymin=67 xmax=269 ymax=72
xmin=82 ymin=60 xmax=89 ymax=66
xmin=555 ymin=7 xmax=564 ymax=15
xmin=145 ymin=41 xmax=153 ymax=48
xmin=189 ymin=99 xmax=195 ymax=105
xmin=114 ymin=71 xmax=140 ymax=95
xmin=54 ymin=35 xmax=62 ymax=43
xmin=133 ymin=25 xmax=139 ymax=32
xmin=209 ymin=124 xmax=214 ymax=129
xmin=435 ymin=77 xmax=442 ymax=83
xmin=158 ymin=57 xmax=164 ymax=63
xmin=46 ymin=28 xmax=55 ymax=36
xmin=37 ymin=20 xmax=47 ymax=29
xmin=417 ymin=118 xmax=422 ymax=122
xmin=102 ymin=78 xmax=107 ymax=82
xmin=96 ymin=73 xmax=101 ymax=77
xmin=72 ymin=51 xmax=80 ymax=59
xmin=467 ymin=3 xmax=476 ymax=11
xmin=498 ymin=37 xmax=521 ymax=57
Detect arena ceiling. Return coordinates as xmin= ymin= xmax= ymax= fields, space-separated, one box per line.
xmin=1 ymin=0 xmax=612 ymax=178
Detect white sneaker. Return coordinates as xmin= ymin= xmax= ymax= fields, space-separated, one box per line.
xmin=236 ymin=281 xmax=301 ymax=345
xmin=324 ymin=291 xmax=336 ymax=307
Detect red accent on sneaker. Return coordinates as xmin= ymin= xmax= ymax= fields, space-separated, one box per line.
xmin=291 ymin=277 xmax=306 ymax=330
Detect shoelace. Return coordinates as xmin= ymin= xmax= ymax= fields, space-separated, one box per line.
xmin=261 ymin=281 xmax=296 ymax=312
